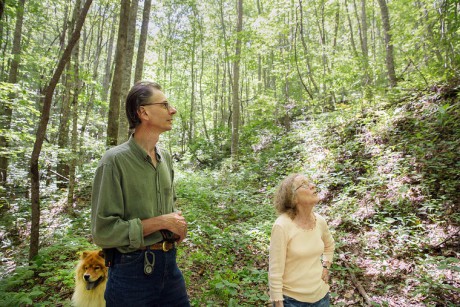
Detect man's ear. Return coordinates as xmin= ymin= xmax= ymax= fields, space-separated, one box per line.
xmin=137 ymin=107 xmax=148 ymax=121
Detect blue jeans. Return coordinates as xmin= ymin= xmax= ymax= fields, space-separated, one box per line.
xmin=105 ymin=248 xmax=190 ymax=307
xmin=278 ymin=293 xmax=330 ymax=307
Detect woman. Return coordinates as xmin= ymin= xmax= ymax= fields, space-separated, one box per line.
xmin=269 ymin=173 xmax=335 ymax=307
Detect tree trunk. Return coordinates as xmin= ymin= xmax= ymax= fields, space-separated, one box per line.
xmin=332 ymin=1 xmax=340 ymax=60
xmin=55 ymin=70 xmax=71 ymax=188
xmin=376 ymin=0 xmax=397 ymax=87
xmin=198 ymin=17 xmax=209 ymax=141
xmin=218 ymin=0 xmax=233 ymax=133
xmin=313 ymin=0 xmax=329 ymax=78
xmin=57 ymin=0 xmax=81 ymax=188
xmin=0 ymin=0 xmax=25 ymax=183
xmin=118 ymin=0 xmax=138 ymax=143
xmin=29 ymin=0 xmax=92 ymax=262
xmin=295 ymin=0 xmax=314 ymax=99
xmin=345 ymin=0 xmax=359 ymax=58
xmin=231 ymin=0 xmax=243 ymax=160
xmin=134 ymin=0 xmax=151 ymax=82
xmin=358 ymin=0 xmax=372 ymax=98
xmin=221 ymin=59 xmax=227 ymax=128
xmin=188 ymin=25 xmax=196 ymax=144
xmin=256 ymin=0 xmax=262 ymax=94
xmin=0 ymin=0 xmax=5 ymax=21
xmin=0 ymin=0 xmax=5 ymax=70
xmin=106 ymin=0 xmax=130 ymax=147
xmin=80 ymin=4 xmax=105 ymax=150
xmin=298 ymin=0 xmax=318 ymax=93
xmin=102 ymin=11 xmax=117 ymax=103
xmin=213 ymin=59 xmax=219 ymax=138
xmin=67 ymin=35 xmax=80 ymax=213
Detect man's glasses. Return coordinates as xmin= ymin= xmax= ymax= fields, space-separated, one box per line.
xmin=141 ymin=102 xmax=173 ymax=110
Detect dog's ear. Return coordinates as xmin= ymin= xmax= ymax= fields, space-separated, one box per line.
xmin=81 ymin=251 xmax=89 ymax=259
xmin=98 ymin=250 xmax=105 ymax=259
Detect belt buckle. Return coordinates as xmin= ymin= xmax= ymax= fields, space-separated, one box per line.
xmin=162 ymin=241 xmax=171 ymax=252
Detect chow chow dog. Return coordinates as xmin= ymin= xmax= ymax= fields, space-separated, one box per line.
xmin=72 ymin=250 xmax=107 ymax=307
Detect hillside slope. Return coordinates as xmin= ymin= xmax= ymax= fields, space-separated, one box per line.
xmin=0 ymin=84 xmax=458 ymax=306
xmin=288 ymin=83 xmax=459 ymax=305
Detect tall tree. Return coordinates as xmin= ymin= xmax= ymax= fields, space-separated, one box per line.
xmin=296 ymin=0 xmax=316 ymax=99
xmin=196 ymin=8 xmax=209 ymax=142
xmin=0 ymin=0 xmax=5 ymax=47
xmin=67 ymin=0 xmax=82 ymax=213
xmin=79 ymin=2 xmax=109 ymax=149
xmin=102 ymin=11 xmax=117 ymax=103
xmin=377 ymin=0 xmax=397 ymax=87
xmin=134 ymin=0 xmax=151 ymax=82
xmin=0 ymin=0 xmax=25 ymax=183
xmin=218 ymin=0 xmax=232 ymax=132
xmin=345 ymin=0 xmax=359 ymax=58
xmin=359 ymin=0 xmax=372 ymax=98
xmin=0 ymin=0 xmax=4 ymax=20
xmin=106 ymin=0 xmax=130 ymax=147
xmin=29 ymin=0 xmax=93 ymax=262
xmin=231 ymin=0 xmax=243 ymax=159
xmin=118 ymin=0 xmax=138 ymax=143
xmin=56 ymin=0 xmax=81 ymax=188
xmin=188 ymin=14 xmax=197 ymax=144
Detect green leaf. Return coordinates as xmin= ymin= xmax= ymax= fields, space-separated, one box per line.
xmin=384 ymin=217 xmax=396 ymax=224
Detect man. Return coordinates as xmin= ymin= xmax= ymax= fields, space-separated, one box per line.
xmin=91 ymin=81 xmax=190 ymax=306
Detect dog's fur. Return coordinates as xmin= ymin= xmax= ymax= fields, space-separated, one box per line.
xmin=72 ymin=250 xmax=107 ymax=307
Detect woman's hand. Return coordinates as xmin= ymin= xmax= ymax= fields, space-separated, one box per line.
xmin=321 ymin=267 xmax=329 ymax=283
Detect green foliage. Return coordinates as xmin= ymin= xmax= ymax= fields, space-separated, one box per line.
xmin=187 ymin=127 xmax=231 ymax=168
xmin=0 ymin=234 xmax=93 ymax=306
xmin=0 ymin=82 xmax=39 ymax=161
xmin=0 ymin=187 xmax=96 ymax=306
xmin=2 ymin=0 xmax=460 ymax=304
xmin=1 ymin=84 xmax=458 ymax=305
xmin=175 ymin=169 xmax=273 ymax=305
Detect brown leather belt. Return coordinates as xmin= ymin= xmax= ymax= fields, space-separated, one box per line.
xmin=140 ymin=241 xmax=175 ymax=252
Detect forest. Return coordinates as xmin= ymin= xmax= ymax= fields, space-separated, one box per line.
xmin=0 ymin=0 xmax=459 ymax=305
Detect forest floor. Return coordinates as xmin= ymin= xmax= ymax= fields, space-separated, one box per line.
xmin=1 ymin=83 xmax=459 ymax=306
xmin=1 ymin=186 xmax=458 ymax=306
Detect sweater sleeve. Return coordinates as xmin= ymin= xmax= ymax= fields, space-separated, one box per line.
xmin=269 ymin=222 xmax=288 ymax=302
xmin=320 ymin=216 xmax=335 ymax=263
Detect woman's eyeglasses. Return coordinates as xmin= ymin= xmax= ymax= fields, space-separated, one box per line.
xmin=295 ymin=182 xmax=316 ymax=191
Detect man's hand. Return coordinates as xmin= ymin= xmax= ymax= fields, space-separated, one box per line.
xmin=164 ymin=211 xmax=187 ymax=243
xmin=141 ymin=211 xmax=188 ymax=243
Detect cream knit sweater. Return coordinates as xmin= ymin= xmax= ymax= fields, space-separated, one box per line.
xmin=269 ymin=213 xmax=335 ymax=303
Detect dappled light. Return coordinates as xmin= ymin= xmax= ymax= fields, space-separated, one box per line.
xmin=0 ymin=0 xmax=459 ymax=305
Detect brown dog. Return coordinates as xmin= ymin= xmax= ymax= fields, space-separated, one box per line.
xmin=71 ymin=250 xmax=107 ymax=307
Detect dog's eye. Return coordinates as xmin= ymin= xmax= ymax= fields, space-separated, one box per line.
xmin=94 ymin=266 xmax=100 ymax=270
xmin=84 ymin=266 xmax=88 ymax=270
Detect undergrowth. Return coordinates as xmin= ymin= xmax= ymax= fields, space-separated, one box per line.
xmin=0 ymin=84 xmax=458 ymax=306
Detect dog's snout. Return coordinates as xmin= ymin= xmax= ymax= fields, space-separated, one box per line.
xmin=84 ymin=274 xmax=90 ymax=281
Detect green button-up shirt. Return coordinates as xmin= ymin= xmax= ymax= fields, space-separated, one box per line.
xmin=91 ymin=135 xmax=176 ymax=253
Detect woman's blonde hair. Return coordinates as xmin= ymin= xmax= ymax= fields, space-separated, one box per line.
xmin=273 ymin=173 xmax=302 ymax=219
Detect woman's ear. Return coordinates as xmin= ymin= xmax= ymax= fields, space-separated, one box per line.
xmin=291 ymin=193 xmax=298 ymax=207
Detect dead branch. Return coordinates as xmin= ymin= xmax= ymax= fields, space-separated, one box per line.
xmin=433 ymin=229 xmax=460 ymax=249
xmin=343 ymin=261 xmax=373 ymax=306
